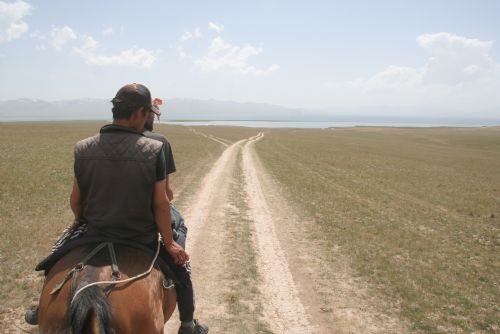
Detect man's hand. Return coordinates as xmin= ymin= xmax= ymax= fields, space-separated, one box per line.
xmin=154 ymin=179 xmax=188 ymax=265
xmin=166 ymin=241 xmax=189 ymax=265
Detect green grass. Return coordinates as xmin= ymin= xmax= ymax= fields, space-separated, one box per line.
xmin=254 ymin=126 xmax=500 ymax=333
xmin=2 ymin=122 xmax=499 ymax=333
xmin=0 ymin=122 xmax=223 ymax=331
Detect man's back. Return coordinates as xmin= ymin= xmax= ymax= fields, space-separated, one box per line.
xmin=75 ymin=124 xmax=164 ymax=244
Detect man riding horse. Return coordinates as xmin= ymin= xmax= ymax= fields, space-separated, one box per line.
xmin=26 ymin=83 xmax=208 ymax=334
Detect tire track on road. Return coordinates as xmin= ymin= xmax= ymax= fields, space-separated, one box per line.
xmin=182 ymin=138 xmax=247 ymax=246
xmin=165 ymin=132 xmax=318 ymax=333
xmin=189 ymin=128 xmax=230 ymax=147
xmin=164 ymin=137 xmax=248 ymax=333
xmin=242 ymin=132 xmax=315 ymax=334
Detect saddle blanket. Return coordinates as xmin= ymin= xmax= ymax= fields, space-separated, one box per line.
xmin=36 ymin=232 xmax=179 ymax=284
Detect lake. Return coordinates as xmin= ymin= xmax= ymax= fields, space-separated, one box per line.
xmin=162 ymin=120 xmax=499 ymax=128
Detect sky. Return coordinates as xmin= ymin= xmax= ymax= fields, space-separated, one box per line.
xmin=1 ymin=0 xmax=500 ymax=117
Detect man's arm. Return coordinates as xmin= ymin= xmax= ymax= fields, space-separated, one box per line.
xmin=163 ymin=139 xmax=175 ymax=201
xmin=153 ymin=179 xmax=188 ymax=265
xmin=165 ymin=175 xmax=174 ymax=201
xmin=70 ymin=177 xmax=81 ymax=219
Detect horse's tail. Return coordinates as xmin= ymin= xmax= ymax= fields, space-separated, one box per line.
xmin=69 ymin=286 xmax=115 ymax=334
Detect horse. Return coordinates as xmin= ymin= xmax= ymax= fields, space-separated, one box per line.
xmin=37 ymin=242 xmax=177 ymax=334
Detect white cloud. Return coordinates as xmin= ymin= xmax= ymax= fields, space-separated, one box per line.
xmin=179 ymin=28 xmax=202 ymax=42
xmin=73 ymin=36 xmax=156 ymax=68
xmin=30 ymin=30 xmax=47 ymax=49
xmin=328 ymin=32 xmax=500 ymax=114
xmin=176 ymin=45 xmax=188 ymax=59
xmin=208 ymin=22 xmax=224 ymax=33
xmin=417 ymin=32 xmax=492 ymax=52
xmin=194 ymin=37 xmax=279 ymax=75
xmin=417 ymin=32 xmax=496 ymax=85
xmin=0 ymin=0 xmax=31 ymax=43
xmin=102 ymin=25 xmax=114 ymax=36
xmin=358 ymin=32 xmax=498 ymax=88
xmin=73 ymin=35 xmax=97 ymax=54
xmin=50 ymin=26 xmax=77 ymax=51
xmin=351 ymin=66 xmax=422 ymax=91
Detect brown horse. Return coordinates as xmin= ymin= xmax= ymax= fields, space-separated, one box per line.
xmin=37 ymin=243 xmax=177 ymax=334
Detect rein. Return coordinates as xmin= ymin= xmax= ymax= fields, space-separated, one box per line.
xmin=50 ymin=237 xmax=163 ymax=304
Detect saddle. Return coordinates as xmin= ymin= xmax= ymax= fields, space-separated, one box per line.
xmin=50 ymin=240 xmax=175 ymax=299
xmin=36 ymin=236 xmax=178 ymax=286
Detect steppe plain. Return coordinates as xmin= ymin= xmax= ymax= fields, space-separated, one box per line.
xmin=0 ymin=122 xmax=498 ymax=333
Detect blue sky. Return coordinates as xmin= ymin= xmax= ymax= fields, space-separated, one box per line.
xmin=1 ymin=0 xmax=500 ymax=117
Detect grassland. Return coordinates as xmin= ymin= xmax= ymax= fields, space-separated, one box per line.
xmin=0 ymin=122 xmax=223 ymax=331
xmin=254 ymin=126 xmax=500 ymax=333
xmin=1 ymin=122 xmax=499 ymax=333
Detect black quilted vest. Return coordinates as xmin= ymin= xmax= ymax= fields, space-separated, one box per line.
xmin=74 ymin=124 xmax=164 ymax=244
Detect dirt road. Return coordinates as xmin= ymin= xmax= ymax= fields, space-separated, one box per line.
xmin=164 ymin=131 xmax=408 ymax=334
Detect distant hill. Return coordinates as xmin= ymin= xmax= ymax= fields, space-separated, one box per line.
xmin=165 ymin=99 xmax=311 ymax=120
xmin=0 ymin=98 xmax=111 ymax=121
xmin=0 ymin=98 xmax=309 ymax=121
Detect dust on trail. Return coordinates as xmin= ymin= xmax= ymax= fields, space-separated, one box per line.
xmin=242 ymin=133 xmax=315 ymax=334
xmin=163 ymin=138 xmax=246 ymax=333
xmin=165 ymin=130 xmax=408 ymax=334
xmin=180 ymin=138 xmax=247 ymax=246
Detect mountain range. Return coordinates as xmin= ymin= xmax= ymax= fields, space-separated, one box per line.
xmin=1 ymin=98 xmax=499 ymax=124
xmin=0 ymin=98 xmax=310 ymax=121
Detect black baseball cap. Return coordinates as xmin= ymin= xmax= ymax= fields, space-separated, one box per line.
xmin=111 ymin=83 xmax=160 ymax=116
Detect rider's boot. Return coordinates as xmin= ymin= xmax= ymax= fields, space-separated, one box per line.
xmin=25 ymin=306 xmax=39 ymax=325
xmin=177 ymin=319 xmax=209 ymax=334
